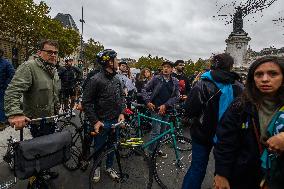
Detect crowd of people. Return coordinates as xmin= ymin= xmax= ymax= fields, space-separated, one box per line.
xmin=0 ymin=39 xmax=283 ymax=189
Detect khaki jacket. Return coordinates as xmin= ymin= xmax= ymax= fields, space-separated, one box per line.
xmin=4 ymin=58 xmax=60 ymax=118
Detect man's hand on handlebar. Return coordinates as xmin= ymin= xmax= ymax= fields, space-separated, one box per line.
xmin=180 ymin=95 xmax=187 ymax=101
xmin=147 ymin=102 xmax=155 ymax=111
xmin=118 ymin=114 xmax=126 ymax=129
xmin=158 ymin=105 xmax=166 ymax=115
xmin=94 ymin=121 xmax=104 ymax=134
xmin=8 ymin=115 xmax=31 ymax=130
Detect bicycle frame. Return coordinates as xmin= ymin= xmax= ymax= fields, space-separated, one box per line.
xmin=137 ymin=113 xmax=181 ymax=161
xmin=80 ymin=122 xmax=125 ymax=168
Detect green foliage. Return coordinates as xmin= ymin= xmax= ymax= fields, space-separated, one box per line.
xmin=84 ymin=38 xmax=104 ymax=66
xmin=135 ymin=54 xmax=164 ymax=71
xmin=134 ymin=55 xmax=210 ymax=76
xmin=0 ymin=0 xmax=80 ymax=59
xmin=184 ymin=61 xmax=195 ymax=76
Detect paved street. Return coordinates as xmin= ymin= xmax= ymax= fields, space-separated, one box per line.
xmin=0 ymin=112 xmax=214 ymax=189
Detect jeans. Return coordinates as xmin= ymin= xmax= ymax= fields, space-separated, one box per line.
xmin=0 ymin=89 xmax=5 ymax=123
xmin=149 ymin=112 xmax=169 ymax=152
xmin=94 ymin=119 xmax=119 ymax=169
xmin=182 ymin=139 xmax=212 ymax=189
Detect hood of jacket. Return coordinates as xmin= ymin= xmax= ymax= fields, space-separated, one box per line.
xmin=210 ymin=70 xmax=240 ymax=84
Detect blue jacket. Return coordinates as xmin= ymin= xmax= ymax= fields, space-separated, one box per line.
xmin=0 ymin=58 xmax=15 ymax=90
xmin=142 ymin=74 xmax=179 ymax=108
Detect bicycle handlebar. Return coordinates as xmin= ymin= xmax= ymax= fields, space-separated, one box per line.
xmin=90 ymin=121 xmax=126 ymax=136
xmin=111 ymin=121 xmax=126 ymax=129
xmin=131 ymin=102 xmax=145 ymax=108
xmin=6 ymin=113 xmax=69 ymax=128
xmin=29 ymin=113 xmax=68 ymax=122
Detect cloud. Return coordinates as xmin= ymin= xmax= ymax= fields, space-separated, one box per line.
xmin=34 ymin=0 xmax=284 ymax=61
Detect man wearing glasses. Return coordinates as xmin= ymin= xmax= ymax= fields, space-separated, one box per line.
xmin=4 ymin=39 xmax=60 ymax=179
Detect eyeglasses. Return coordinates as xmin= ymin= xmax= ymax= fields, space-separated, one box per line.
xmin=41 ymin=49 xmax=59 ymax=56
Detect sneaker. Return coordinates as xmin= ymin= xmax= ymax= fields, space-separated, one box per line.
xmin=157 ymin=150 xmax=168 ymax=158
xmin=92 ymin=167 xmax=101 ymax=183
xmin=106 ymin=168 xmax=119 ymax=180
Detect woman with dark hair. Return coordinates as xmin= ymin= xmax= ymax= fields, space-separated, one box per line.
xmin=135 ymin=68 xmax=152 ymax=104
xmin=214 ymin=56 xmax=284 ymax=189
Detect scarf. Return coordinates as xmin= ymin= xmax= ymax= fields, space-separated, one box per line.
xmin=39 ymin=58 xmax=56 ymax=77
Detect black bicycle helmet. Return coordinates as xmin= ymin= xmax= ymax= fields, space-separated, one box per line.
xmin=96 ymin=49 xmax=117 ymax=67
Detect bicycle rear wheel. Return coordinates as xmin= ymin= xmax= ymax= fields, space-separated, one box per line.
xmin=89 ymin=147 xmax=153 ymax=189
xmin=60 ymin=121 xmax=83 ymax=171
xmin=153 ymin=135 xmax=192 ymax=189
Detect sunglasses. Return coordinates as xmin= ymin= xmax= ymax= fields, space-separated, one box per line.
xmin=41 ymin=49 xmax=59 ymax=56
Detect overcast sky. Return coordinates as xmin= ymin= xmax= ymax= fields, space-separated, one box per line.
xmin=34 ymin=0 xmax=284 ymax=61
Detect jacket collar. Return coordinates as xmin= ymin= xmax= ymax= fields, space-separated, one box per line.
xmin=35 ymin=58 xmax=56 ymax=78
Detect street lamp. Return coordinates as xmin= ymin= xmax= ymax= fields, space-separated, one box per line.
xmin=79 ymin=6 xmax=85 ymax=63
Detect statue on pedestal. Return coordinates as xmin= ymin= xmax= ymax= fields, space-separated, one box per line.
xmin=233 ymin=6 xmax=244 ymax=34
xmin=215 ymin=0 xmax=277 ymax=33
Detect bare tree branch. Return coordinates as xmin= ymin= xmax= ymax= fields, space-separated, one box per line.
xmin=215 ymin=0 xmax=278 ymax=25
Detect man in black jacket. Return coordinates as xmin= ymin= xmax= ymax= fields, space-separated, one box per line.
xmin=172 ymin=60 xmax=191 ymax=101
xmin=58 ymin=57 xmax=82 ymax=115
xmin=82 ymin=49 xmax=126 ymax=183
xmin=181 ymin=53 xmax=243 ymax=189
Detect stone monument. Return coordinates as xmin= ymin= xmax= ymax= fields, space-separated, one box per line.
xmin=225 ymin=7 xmax=251 ymax=72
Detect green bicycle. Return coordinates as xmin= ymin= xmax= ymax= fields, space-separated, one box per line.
xmin=125 ymin=113 xmax=192 ymax=189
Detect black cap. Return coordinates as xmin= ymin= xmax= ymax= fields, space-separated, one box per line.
xmin=161 ymin=61 xmax=174 ymax=67
xmin=174 ymin=60 xmax=185 ymax=66
xmin=119 ymin=61 xmax=127 ymax=66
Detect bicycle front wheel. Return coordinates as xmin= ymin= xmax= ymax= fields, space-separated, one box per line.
xmin=89 ymin=147 xmax=153 ymax=189
xmin=153 ymin=135 xmax=192 ymax=189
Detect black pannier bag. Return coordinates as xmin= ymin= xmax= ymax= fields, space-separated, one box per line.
xmin=14 ymin=130 xmax=72 ymax=179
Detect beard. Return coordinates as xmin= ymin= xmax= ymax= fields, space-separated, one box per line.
xmin=177 ymin=67 xmax=184 ymax=72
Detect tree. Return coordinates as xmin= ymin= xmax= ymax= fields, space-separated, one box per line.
xmin=84 ymin=38 xmax=104 ymax=67
xmin=214 ymin=0 xmax=277 ymax=25
xmin=184 ymin=61 xmax=195 ymax=76
xmin=272 ymin=17 xmax=284 ymax=34
xmin=135 ymin=54 xmax=164 ymax=71
xmin=183 ymin=58 xmax=210 ymax=76
xmin=0 ymin=0 xmax=80 ymax=60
